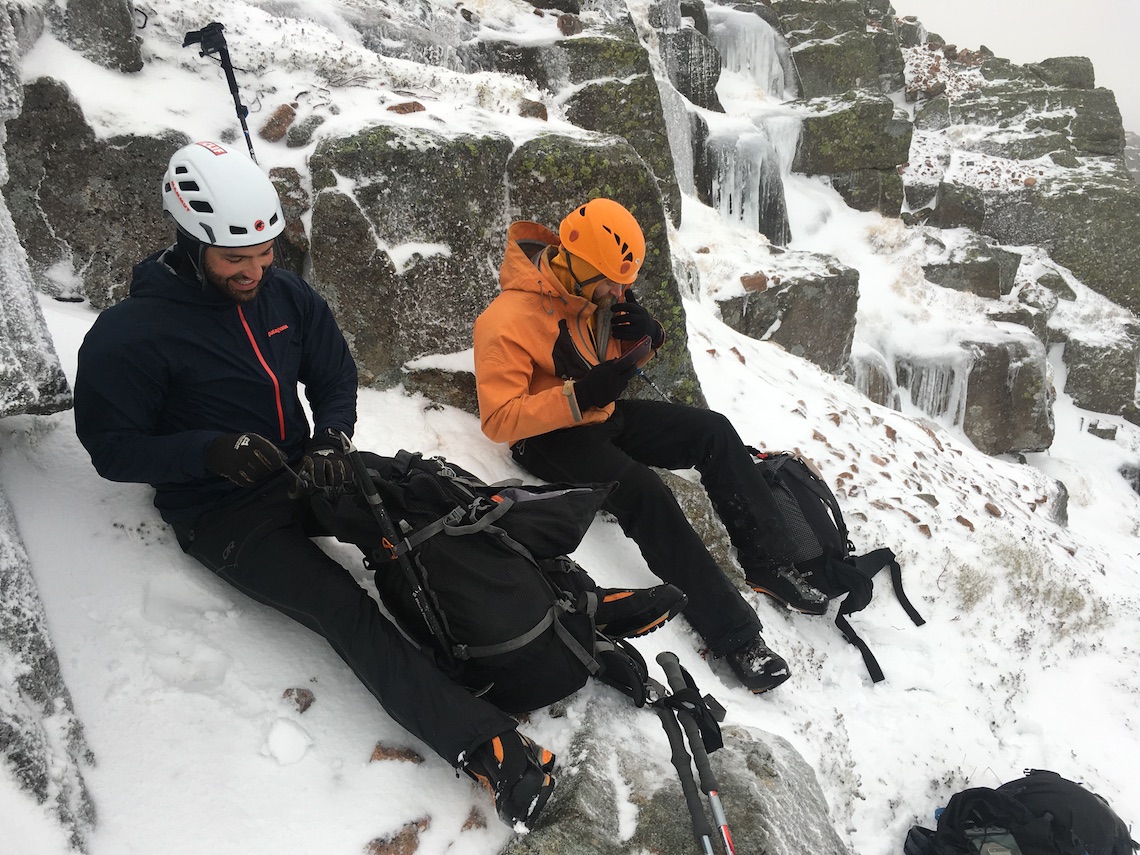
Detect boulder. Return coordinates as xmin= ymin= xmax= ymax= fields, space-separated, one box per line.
xmin=49 ymin=0 xmax=142 ymax=73
xmin=717 ymin=259 xmax=860 ymax=375
xmin=659 ymin=26 xmax=724 ymax=112
xmin=895 ymin=329 xmax=1054 ymax=455
xmin=308 ymin=126 xmax=513 ymax=388
xmin=946 ymin=86 xmax=1125 ymax=159
xmin=1028 ymin=56 xmax=1096 ymax=90
xmin=1062 ymin=327 xmax=1140 ymax=415
xmin=792 ymin=88 xmax=912 ymax=214
xmin=922 ymin=232 xmax=1021 ymax=299
xmin=766 ymin=0 xmax=890 ymax=98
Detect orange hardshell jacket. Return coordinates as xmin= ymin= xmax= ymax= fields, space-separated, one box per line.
xmin=474 ymin=220 xmax=649 ymax=446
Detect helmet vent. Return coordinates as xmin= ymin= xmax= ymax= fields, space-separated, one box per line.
xmin=269 ymin=213 xmax=279 ymax=225
xmin=178 ymin=180 xmax=200 ymax=192
xmin=603 ymin=225 xmax=634 ymax=262
xmin=175 ymin=166 xmax=189 ymax=175
xmin=190 ymin=201 xmax=213 ymax=213
xmin=229 ymin=225 xmax=249 ymax=235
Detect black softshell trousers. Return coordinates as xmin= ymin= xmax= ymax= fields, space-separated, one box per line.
xmin=512 ymin=399 xmax=795 ymax=656
xmin=172 ymin=472 xmax=517 ymax=766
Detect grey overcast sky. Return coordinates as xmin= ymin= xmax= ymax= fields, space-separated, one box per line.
xmin=891 ymin=0 xmax=1140 ymax=134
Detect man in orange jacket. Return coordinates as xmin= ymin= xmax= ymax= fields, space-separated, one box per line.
xmin=473 ymin=199 xmax=828 ymax=694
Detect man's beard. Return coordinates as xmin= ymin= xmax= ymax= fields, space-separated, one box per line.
xmin=205 ymin=262 xmax=261 ymax=303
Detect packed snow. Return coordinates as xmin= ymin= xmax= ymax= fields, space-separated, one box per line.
xmin=1 ymin=1 xmax=1138 ymax=853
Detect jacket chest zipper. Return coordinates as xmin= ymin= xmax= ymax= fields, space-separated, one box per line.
xmin=236 ymin=306 xmax=287 ymax=441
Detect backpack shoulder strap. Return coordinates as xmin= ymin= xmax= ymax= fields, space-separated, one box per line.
xmin=852 ymin=548 xmax=926 ymax=627
xmin=775 ymin=454 xmax=852 ymax=546
xmin=831 ymin=549 xmax=925 ymax=683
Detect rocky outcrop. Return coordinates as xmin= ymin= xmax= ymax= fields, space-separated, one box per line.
xmin=0 ymin=491 xmax=95 ymax=851
xmin=484 ymin=31 xmax=683 ymax=226
xmin=5 ymin=78 xmax=185 ymax=308
xmin=905 ymin=46 xmax=1140 ymax=317
xmin=308 ymin=126 xmax=512 ymax=389
xmin=307 ymin=127 xmax=705 ymax=407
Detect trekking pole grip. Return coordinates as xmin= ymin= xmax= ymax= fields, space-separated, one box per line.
xmin=658 ymin=654 xmax=718 ymax=790
xmin=656 ymin=706 xmax=716 ymax=855
xmin=658 ymin=653 xmax=736 ymax=855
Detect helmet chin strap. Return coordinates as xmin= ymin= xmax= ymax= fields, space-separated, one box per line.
xmin=174 ymin=228 xmax=209 ymax=288
xmin=562 ymin=248 xmax=605 ymax=297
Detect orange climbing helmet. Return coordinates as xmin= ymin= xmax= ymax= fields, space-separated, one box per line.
xmin=559 ymin=198 xmax=646 ymax=285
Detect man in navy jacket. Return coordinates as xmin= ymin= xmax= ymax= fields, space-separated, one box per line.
xmin=74 ymin=141 xmax=558 ymax=828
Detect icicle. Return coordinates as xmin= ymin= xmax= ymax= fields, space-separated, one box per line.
xmin=706 ymin=7 xmax=797 ymax=99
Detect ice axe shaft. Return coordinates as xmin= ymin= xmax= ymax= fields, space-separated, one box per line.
xmin=183 ymin=21 xmax=258 ymax=163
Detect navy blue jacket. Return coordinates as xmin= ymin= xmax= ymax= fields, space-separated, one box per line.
xmin=75 ymin=248 xmax=358 ymax=523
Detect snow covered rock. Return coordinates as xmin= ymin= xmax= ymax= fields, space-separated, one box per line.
xmin=0 ymin=490 xmax=94 ymax=850
xmin=895 ymin=329 xmax=1054 ymax=456
xmin=792 ymin=88 xmax=912 ymax=215
xmin=506 ymin=693 xmax=853 ymax=855
xmin=5 ymin=78 xmax=185 ymax=308
xmin=47 ymin=0 xmax=141 ymax=73
xmin=718 ymin=259 xmax=860 ymax=376
xmin=1061 ymin=327 xmax=1140 ymax=416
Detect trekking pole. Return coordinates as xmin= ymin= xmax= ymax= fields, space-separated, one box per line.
xmin=655 ymin=699 xmax=718 ymax=855
xmin=335 ymin=432 xmax=456 ymax=669
xmin=635 ymin=368 xmax=673 ymax=402
xmin=658 ymin=652 xmax=737 ymax=855
xmin=183 ymin=22 xmax=259 ymax=163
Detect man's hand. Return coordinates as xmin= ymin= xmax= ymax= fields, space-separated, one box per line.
xmin=574 ymin=359 xmax=637 ymax=412
xmin=299 ymin=430 xmax=355 ymax=492
xmin=206 ymin=433 xmax=287 ymax=486
xmin=611 ymin=290 xmax=664 ymax=348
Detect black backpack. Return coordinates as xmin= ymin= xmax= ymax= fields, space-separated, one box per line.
xmin=312 ymin=450 xmax=649 ymax=714
xmin=750 ymin=449 xmax=925 ymax=682
xmin=904 ymin=769 xmax=1138 ymax=855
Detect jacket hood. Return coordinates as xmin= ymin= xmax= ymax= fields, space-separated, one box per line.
xmin=499 ymin=221 xmax=590 ymax=307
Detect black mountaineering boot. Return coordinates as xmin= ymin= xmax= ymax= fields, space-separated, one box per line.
xmin=747 ymin=564 xmax=829 ymax=615
xmin=463 ymin=732 xmax=556 ymax=830
xmin=595 ymin=584 xmax=688 ymax=638
xmin=723 ymin=636 xmax=791 ymax=694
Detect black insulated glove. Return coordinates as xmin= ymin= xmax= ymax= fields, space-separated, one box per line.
xmin=574 ymin=359 xmax=637 ymax=412
xmin=299 ymin=430 xmax=355 ymax=492
xmin=206 ymin=432 xmax=287 ymax=486
xmin=611 ymin=290 xmax=664 ymax=348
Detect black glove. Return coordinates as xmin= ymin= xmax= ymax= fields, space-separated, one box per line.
xmin=574 ymin=359 xmax=637 ymax=412
xmin=299 ymin=430 xmax=355 ymax=492
xmin=206 ymin=432 xmax=287 ymax=486
xmin=611 ymin=290 xmax=664 ymax=348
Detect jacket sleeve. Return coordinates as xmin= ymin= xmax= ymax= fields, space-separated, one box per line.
xmin=474 ymin=332 xmax=582 ymax=445
xmin=297 ymin=282 xmax=358 ymax=438
xmin=74 ymin=318 xmax=219 ymax=485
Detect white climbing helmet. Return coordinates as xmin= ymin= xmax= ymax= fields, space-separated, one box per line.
xmin=161 ymin=141 xmax=285 ymax=247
